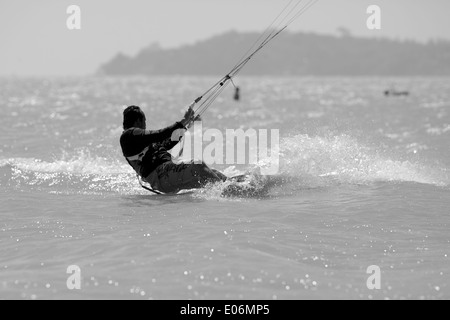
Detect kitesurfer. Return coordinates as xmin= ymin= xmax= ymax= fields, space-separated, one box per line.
xmin=234 ymin=86 xmax=241 ymax=101
xmin=120 ymin=105 xmax=227 ymax=194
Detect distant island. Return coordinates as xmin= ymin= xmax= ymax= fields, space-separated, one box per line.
xmin=99 ymin=31 xmax=450 ymax=76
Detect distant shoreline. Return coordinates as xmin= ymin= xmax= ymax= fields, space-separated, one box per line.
xmin=99 ymin=30 xmax=450 ymax=77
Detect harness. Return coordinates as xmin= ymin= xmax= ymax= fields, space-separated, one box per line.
xmin=126 ymin=146 xmax=150 ymax=162
xmin=125 ymin=147 xmax=163 ymax=195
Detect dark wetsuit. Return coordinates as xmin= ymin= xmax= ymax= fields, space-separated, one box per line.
xmin=120 ymin=122 xmax=226 ymax=194
xmin=120 ymin=122 xmax=185 ymax=178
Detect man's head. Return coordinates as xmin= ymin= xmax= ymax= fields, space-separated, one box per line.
xmin=123 ymin=105 xmax=146 ymax=130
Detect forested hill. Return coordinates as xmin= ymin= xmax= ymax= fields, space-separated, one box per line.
xmin=99 ymin=31 xmax=450 ymax=76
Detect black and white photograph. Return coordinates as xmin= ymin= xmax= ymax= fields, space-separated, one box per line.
xmin=0 ymin=0 xmax=449 ymax=303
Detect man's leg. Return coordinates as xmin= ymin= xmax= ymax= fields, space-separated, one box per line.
xmin=153 ymin=161 xmax=227 ymax=193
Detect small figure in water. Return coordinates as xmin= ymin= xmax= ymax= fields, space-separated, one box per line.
xmin=384 ymin=84 xmax=409 ymax=97
xmin=234 ymin=86 xmax=241 ymax=101
xmin=120 ymin=105 xmax=228 ymax=194
xmin=384 ymin=90 xmax=409 ymax=97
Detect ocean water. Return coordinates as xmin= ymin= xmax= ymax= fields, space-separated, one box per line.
xmin=0 ymin=76 xmax=449 ymax=300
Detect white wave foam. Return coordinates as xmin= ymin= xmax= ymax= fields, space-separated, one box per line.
xmin=277 ymin=134 xmax=448 ymax=187
xmin=1 ymin=134 xmax=448 ymax=198
xmin=3 ymin=151 xmax=128 ymax=176
xmin=0 ymin=151 xmax=142 ymax=195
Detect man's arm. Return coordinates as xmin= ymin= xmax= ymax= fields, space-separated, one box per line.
xmin=135 ymin=105 xmax=196 ymax=145
xmin=139 ymin=122 xmax=186 ymax=145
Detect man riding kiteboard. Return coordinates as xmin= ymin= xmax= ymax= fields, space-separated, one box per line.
xmin=120 ymin=104 xmax=228 ymax=194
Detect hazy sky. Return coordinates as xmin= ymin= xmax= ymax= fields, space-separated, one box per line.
xmin=1 ymin=0 xmax=450 ymax=76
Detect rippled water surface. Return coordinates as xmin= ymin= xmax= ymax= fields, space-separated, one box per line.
xmin=0 ymin=76 xmax=449 ymax=299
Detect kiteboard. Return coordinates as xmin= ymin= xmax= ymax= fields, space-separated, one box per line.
xmin=221 ymin=174 xmax=272 ymax=198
